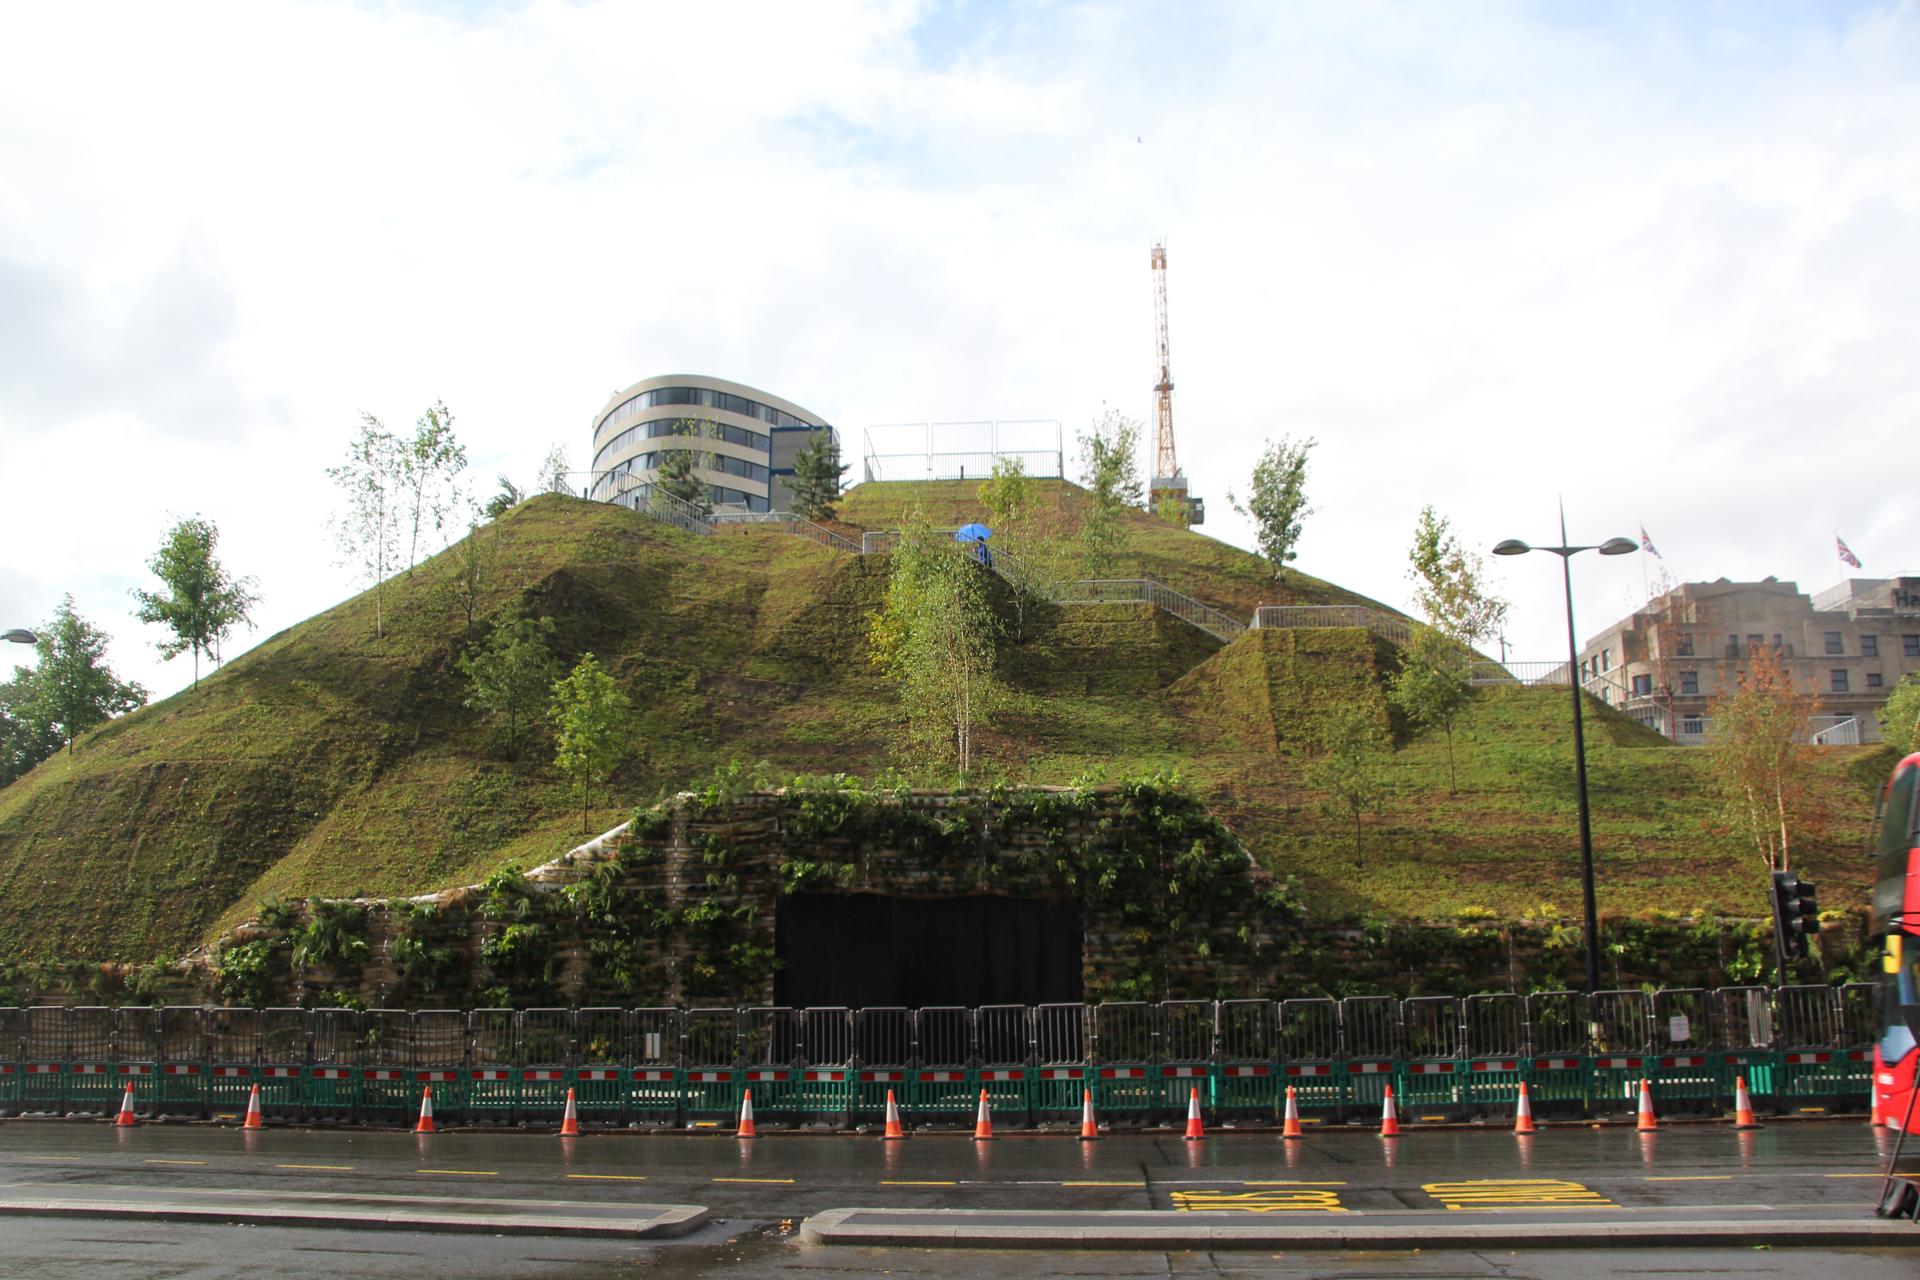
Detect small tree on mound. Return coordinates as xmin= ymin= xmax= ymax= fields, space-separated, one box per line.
xmin=1407 ymin=505 xmax=1507 ymax=647
xmin=1879 ymin=674 xmax=1920 ymax=755
xmin=789 ymin=429 xmax=848 ymax=521
xmin=131 ymin=516 xmax=259 ymax=691
xmin=1229 ymin=435 xmax=1315 ymax=579
xmin=1305 ymin=701 xmax=1389 ymax=867
xmin=550 ymin=653 xmax=632 ymax=832
xmin=458 ymin=611 xmax=561 ymax=760
xmin=1076 ymin=407 xmax=1143 ymax=577
xmin=1389 ymin=626 xmax=1473 ymax=793
xmin=1707 ymin=644 xmax=1813 ymax=873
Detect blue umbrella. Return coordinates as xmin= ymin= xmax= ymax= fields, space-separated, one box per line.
xmin=954 ymin=523 xmax=992 ymax=542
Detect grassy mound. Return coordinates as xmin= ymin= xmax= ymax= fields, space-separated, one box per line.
xmin=0 ymin=482 xmax=1885 ymax=966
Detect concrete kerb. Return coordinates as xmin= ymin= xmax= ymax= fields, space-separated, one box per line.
xmin=799 ymin=1207 xmax=1920 ymax=1251
xmin=0 ymin=1185 xmax=709 ymax=1240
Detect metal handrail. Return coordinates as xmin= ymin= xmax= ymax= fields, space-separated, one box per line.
xmin=1253 ymin=605 xmax=1410 ymax=646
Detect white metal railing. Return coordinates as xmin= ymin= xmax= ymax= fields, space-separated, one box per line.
xmin=603 ymin=478 xmax=715 ymax=536
xmin=1252 ymin=605 xmax=1410 ymax=647
xmin=1057 ymin=579 xmax=1247 ymax=642
xmin=710 ymin=510 xmax=862 ymax=554
xmin=1810 ymin=716 xmax=1863 ymax=747
xmin=1467 ymin=660 xmax=1570 ymax=686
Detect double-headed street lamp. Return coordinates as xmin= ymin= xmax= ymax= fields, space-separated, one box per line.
xmin=1494 ymin=514 xmax=1637 ymax=995
xmin=3 ymin=630 xmax=37 ymax=647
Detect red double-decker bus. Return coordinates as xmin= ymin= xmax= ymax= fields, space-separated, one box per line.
xmin=1871 ymin=751 xmax=1920 ymax=1133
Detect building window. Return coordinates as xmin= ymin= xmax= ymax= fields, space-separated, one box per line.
xmin=1680 ymin=671 xmax=1699 ymax=695
xmin=1676 ymin=632 xmax=1694 ymax=656
xmin=1825 ymin=630 xmax=1844 ymax=655
xmin=1863 ymin=635 xmax=1878 ymax=657
xmin=1727 ymin=635 xmax=1740 ymax=657
xmin=1631 ymin=674 xmax=1652 ymax=696
xmin=1906 ymin=634 xmax=1919 ymax=658
xmin=1868 ymin=673 xmax=1883 ymax=690
xmin=1601 ymin=649 xmax=1611 ymax=671
xmin=1831 ymin=669 xmax=1850 ymax=693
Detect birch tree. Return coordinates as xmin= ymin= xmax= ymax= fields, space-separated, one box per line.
xmin=328 ymin=415 xmax=404 ymax=639
xmin=551 ymin=653 xmax=632 ymax=831
xmin=131 ymin=516 xmax=259 ymax=691
xmin=398 ymin=401 xmax=468 ymax=575
xmin=1705 ymin=645 xmax=1813 ymax=872
xmin=869 ymin=519 xmax=1005 ymax=775
xmin=1407 ymin=505 xmax=1508 ymax=647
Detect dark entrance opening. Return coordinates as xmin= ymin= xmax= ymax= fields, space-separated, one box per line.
xmin=774 ymin=895 xmax=1083 ymax=1009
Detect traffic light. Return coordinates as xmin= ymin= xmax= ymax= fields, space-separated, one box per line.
xmin=1771 ymin=870 xmax=1821 ymax=959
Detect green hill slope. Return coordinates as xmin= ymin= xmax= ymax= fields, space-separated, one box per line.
xmin=0 ymin=483 xmax=1886 ymax=966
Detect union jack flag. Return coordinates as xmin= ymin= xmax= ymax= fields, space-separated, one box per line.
xmin=1836 ymin=535 xmax=1861 ymax=569
xmin=1639 ymin=524 xmax=1660 ymax=559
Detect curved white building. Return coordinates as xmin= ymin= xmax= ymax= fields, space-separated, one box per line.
xmin=588 ymin=374 xmax=835 ymax=513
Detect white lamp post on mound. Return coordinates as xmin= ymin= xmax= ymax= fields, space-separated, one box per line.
xmin=1493 ymin=510 xmax=1637 ymax=996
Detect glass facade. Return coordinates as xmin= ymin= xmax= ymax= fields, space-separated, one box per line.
xmin=597 ymin=385 xmax=814 ymax=435
xmin=589 ymin=379 xmax=831 ymax=516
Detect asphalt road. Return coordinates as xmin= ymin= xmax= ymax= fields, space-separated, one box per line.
xmin=0 ymin=1118 xmax=1912 ymax=1277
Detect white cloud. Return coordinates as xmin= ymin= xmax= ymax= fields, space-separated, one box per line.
xmin=0 ymin=0 xmax=1915 ymax=697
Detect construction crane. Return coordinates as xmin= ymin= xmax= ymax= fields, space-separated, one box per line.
xmin=1149 ymin=240 xmax=1201 ymax=525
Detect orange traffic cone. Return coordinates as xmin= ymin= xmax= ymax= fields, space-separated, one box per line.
xmin=115 ymin=1083 xmax=137 ymax=1128
xmin=1513 ymin=1082 xmax=1537 ymax=1135
xmin=973 ymin=1088 xmax=994 ymax=1140
xmin=1281 ymin=1085 xmax=1303 ymax=1139
xmin=737 ymin=1088 xmax=757 ymax=1138
xmin=1378 ymin=1084 xmax=1401 ymax=1137
xmin=1078 ymin=1087 xmax=1100 ymax=1140
xmin=882 ymin=1088 xmax=907 ymax=1140
xmin=559 ymin=1087 xmax=580 ymax=1136
xmin=243 ymin=1083 xmax=264 ymax=1131
xmin=1731 ymin=1076 xmax=1762 ymax=1130
xmin=1635 ymin=1078 xmax=1658 ymax=1132
xmin=1183 ymin=1086 xmax=1205 ymax=1140
xmin=414 ymin=1085 xmax=436 ymax=1134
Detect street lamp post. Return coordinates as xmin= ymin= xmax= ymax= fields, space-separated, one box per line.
xmin=1494 ymin=511 xmax=1637 ymax=995
xmin=3 ymin=630 xmax=37 ymax=647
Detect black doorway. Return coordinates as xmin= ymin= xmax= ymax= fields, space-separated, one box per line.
xmin=774 ymin=895 xmax=1083 ymax=1008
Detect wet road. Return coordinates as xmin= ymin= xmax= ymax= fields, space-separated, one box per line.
xmin=0 ymin=1118 xmax=1911 ymax=1276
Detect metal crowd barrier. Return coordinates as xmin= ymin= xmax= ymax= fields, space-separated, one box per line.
xmin=0 ymin=986 xmax=1877 ymax=1127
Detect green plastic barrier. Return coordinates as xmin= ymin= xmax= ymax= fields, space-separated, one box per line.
xmin=155 ymin=1062 xmax=205 ymax=1113
xmin=895 ymin=1067 xmax=958 ymax=1119
xmin=1031 ymin=1065 xmax=1088 ymax=1123
xmin=68 ymin=1061 xmax=117 ymax=1114
xmin=464 ymin=1068 xmax=516 ymax=1118
xmin=208 ymin=1064 xmax=258 ymax=1114
xmin=1279 ymin=1061 xmax=1342 ymax=1125
xmin=1343 ymin=1060 xmax=1395 ymax=1124
xmin=742 ymin=1067 xmax=797 ymax=1124
xmin=261 ymin=1064 xmax=308 ymax=1116
xmin=682 ymin=1067 xmax=740 ymax=1126
xmin=797 ymin=1067 xmax=854 ymax=1124
xmin=1524 ymin=1055 xmax=1591 ymax=1119
xmin=518 ymin=1068 xmax=568 ymax=1121
xmin=1718 ymin=1047 xmax=1777 ymax=1112
xmin=1589 ymin=1054 xmax=1651 ymax=1117
xmin=1158 ymin=1064 xmax=1213 ymax=1123
xmin=1462 ymin=1058 xmax=1525 ymax=1121
xmin=1093 ymin=1064 xmax=1153 ymax=1122
xmin=573 ymin=1067 xmax=624 ymax=1122
xmin=1217 ymin=1062 xmax=1278 ymax=1120
xmin=976 ymin=1066 xmax=1030 ymax=1126
xmin=630 ymin=1066 xmax=681 ymax=1125
xmin=357 ymin=1067 xmax=412 ymax=1120
xmin=1399 ymin=1059 xmax=1464 ymax=1121
xmin=0 ymin=1062 xmax=18 ymax=1113
xmin=1651 ymin=1052 xmax=1719 ymax=1116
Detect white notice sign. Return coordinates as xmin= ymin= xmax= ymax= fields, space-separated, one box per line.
xmin=1668 ymin=1014 xmax=1691 ymax=1043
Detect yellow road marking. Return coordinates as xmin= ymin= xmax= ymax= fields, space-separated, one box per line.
xmin=278 ymin=1164 xmax=353 ymax=1171
xmin=1062 ymin=1181 xmax=1144 ymax=1187
xmin=1172 ymin=1188 xmax=1345 ymax=1213
xmin=1646 ymin=1175 xmax=1731 ymax=1182
xmin=144 ymin=1159 xmax=207 ymax=1166
xmin=416 ymin=1169 xmax=498 ymax=1176
xmin=881 ymin=1180 xmax=957 ymax=1186
xmin=1244 ymin=1180 xmax=1347 ymax=1186
xmin=714 ymin=1177 xmax=794 ymax=1184
xmin=1423 ymin=1178 xmax=1616 ymax=1210
xmin=567 ymin=1173 xmax=648 ymax=1182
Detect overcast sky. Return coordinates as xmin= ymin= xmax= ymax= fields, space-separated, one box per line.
xmin=2 ymin=0 xmax=1916 ymax=700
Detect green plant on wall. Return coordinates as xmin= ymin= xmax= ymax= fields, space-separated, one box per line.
xmin=390 ymin=902 xmax=462 ymax=996
xmin=213 ymin=939 xmax=279 ymax=1007
xmin=292 ymin=899 xmax=370 ymax=973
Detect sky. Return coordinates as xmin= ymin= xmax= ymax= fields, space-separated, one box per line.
xmin=1 ymin=0 xmax=1916 ymax=700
